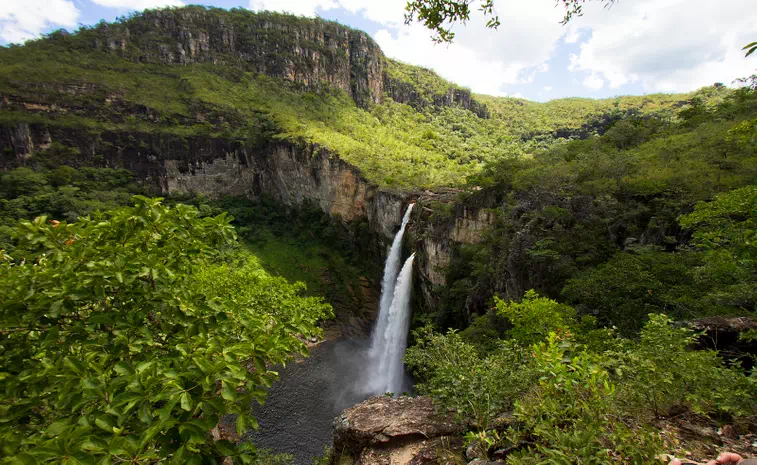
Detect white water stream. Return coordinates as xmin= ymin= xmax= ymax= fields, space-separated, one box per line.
xmin=366 ymin=204 xmax=415 ymax=394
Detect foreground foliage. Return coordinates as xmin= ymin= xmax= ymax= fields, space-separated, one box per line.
xmin=406 ymin=295 xmax=757 ymax=464
xmin=0 ymin=198 xmax=332 ymax=463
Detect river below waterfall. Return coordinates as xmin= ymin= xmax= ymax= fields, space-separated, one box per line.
xmin=243 ymin=338 xmax=411 ymax=465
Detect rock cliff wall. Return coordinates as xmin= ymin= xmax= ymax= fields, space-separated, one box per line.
xmin=92 ymin=7 xmax=384 ymax=108
xmin=0 ymin=7 xmax=497 ymax=317
xmin=383 ymin=74 xmax=490 ymax=118
xmin=407 ymin=190 xmax=497 ymax=314
xmin=0 ymin=122 xmax=408 ymax=240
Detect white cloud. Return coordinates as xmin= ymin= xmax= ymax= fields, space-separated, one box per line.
xmin=567 ymin=0 xmax=757 ymax=92
xmin=90 ymin=0 xmax=183 ymax=9
xmin=249 ymin=0 xmax=405 ymax=25
xmin=335 ymin=0 xmax=406 ymax=26
xmin=583 ymin=73 xmax=604 ymax=90
xmin=249 ymin=0 xmax=567 ymax=96
xmin=0 ymin=0 xmax=78 ymax=43
xmin=246 ymin=0 xmax=757 ymax=96
xmin=374 ymin=3 xmax=567 ymax=96
xmin=543 ymin=85 xmax=553 ymax=92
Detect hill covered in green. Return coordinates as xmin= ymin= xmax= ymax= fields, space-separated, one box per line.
xmin=0 ymin=6 xmax=713 ymax=189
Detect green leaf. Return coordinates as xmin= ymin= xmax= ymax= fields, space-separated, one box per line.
xmin=113 ymin=362 xmax=134 ymax=376
xmin=95 ymin=415 xmax=116 ymax=433
xmin=64 ymin=358 xmax=86 ymax=376
xmin=80 ymin=438 xmax=108 ymax=453
xmin=135 ymin=361 xmax=154 ymax=374
xmin=46 ymin=419 xmax=72 ymax=436
xmin=221 ymin=381 xmax=236 ymax=401
xmin=12 ymin=453 xmax=37 ymax=465
xmin=180 ymin=392 xmax=192 ymax=412
xmin=235 ymin=414 xmax=247 ymax=434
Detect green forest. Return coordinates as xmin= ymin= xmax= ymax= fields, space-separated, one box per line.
xmin=0 ymin=5 xmax=756 ymax=465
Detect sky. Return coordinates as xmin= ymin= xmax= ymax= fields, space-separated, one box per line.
xmin=1 ymin=0 xmax=756 ymax=101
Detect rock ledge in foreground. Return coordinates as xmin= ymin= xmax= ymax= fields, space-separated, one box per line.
xmin=331 ymin=396 xmax=462 ymax=465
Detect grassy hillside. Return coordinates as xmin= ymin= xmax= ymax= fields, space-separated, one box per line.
xmin=0 ymin=7 xmax=709 ymax=189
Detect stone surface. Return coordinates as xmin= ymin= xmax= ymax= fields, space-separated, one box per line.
xmin=331 ymin=396 xmax=462 ymax=465
xmin=96 ymin=8 xmax=384 ymax=108
xmin=383 ymin=73 xmax=489 ymax=119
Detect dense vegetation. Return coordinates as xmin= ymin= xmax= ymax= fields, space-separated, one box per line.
xmin=405 ymin=78 xmax=757 ymax=462
xmin=407 ymin=297 xmax=757 ymax=464
xmin=0 ymin=163 xmax=373 ymax=316
xmin=1 ymin=6 xmax=756 ymax=464
xmin=0 ymin=197 xmax=332 ymax=463
xmin=430 ymin=81 xmax=757 ymax=332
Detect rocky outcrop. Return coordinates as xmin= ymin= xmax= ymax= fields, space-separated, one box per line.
xmin=0 ymin=7 xmax=498 ymax=318
xmin=688 ymin=316 xmax=757 ymax=369
xmin=407 ymin=189 xmax=497 ymax=313
xmin=331 ymin=396 xmax=462 ymax=465
xmin=383 ymin=74 xmax=489 ymax=118
xmin=0 ymin=123 xmax=410 ymax=242
xmin=91 ymin=7 xmax=384 ymax=108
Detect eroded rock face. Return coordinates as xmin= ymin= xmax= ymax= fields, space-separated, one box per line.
xmin=383 ymin=74 xmax=489 ymax=119
xmin=94 ymin=8 xmax=384 ymax=108
xmin=331 ymin=396 xmax=462 ymax=465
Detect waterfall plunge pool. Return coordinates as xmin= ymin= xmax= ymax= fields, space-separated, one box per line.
xmin=243 ymin=338 xmax=413 ymax=465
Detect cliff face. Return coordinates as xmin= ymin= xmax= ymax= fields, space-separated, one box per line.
xmin=383 ymin=74 xmax=490 ymax=118
xmin=0 ymin=119 xmax=487 ymax=315
xmin=92 ymin=7 xmax=384 ymax=108
xmin=0 ymin=122 xmax=407 ymax=238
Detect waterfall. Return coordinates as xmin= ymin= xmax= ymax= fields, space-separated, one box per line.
xmin=374 ymin=253 xmax=415 ymax=394
xmin=365 ymin=204 xmax=415 ymax=395
xmin=369 ymin=204 xmax=414 ymax=357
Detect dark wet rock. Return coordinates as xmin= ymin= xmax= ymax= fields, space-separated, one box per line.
xmin=687 ymin=316 xmax=757 ymax=369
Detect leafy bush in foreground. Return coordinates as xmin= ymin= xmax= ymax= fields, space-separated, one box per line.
xmin=0 ymin=197 xmax=332 ymax=463
xmin=406 ymin=293 xmax=756 ymax=464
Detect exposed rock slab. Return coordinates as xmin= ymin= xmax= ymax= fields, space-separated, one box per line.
xmin=331 ymin=396 xmax=462 ymax=465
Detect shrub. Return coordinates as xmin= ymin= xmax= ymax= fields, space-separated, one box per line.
xmin=611 ymin=314 xmax=757 ymax=420
xmin=0 ymin=197 xmax=332 ymax=463
xmin=507 ymin=334 xmax=665 ymax=465
xmin=405 ymin=326 xmax=535 ymax=429
xmin=495 ymin=290 xmax=576 ymax=346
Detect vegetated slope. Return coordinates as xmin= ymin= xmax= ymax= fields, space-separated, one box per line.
xmin=0 ymin=6 xmax=704 ymax=189
xmin=423 ymin=80 xmax=757 ymax=332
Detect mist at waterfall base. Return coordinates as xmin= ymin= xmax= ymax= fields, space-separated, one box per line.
xmin=245 ymin=205 xmax=416 ymax=465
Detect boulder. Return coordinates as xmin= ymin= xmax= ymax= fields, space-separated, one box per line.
xmin=687 ymin=316 xmax=757 ymax=369
xmin=331 ymin=396 xmax=463 ymax=465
